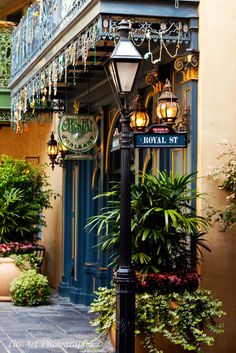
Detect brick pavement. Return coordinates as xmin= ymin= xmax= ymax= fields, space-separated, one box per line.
xmin=0 ymin=294 xmax=113 ymax=353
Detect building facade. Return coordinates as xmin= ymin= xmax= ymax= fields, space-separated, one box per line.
xmin=9 ymin=0 xmax=200 ymax=304
xmin=0 ymin=0 xmax=235 ymax=352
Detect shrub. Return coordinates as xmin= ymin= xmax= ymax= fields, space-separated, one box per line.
xmin=10 ymin=269 xmax=51 ymax=306
xmin=0 ymin=155 xmax=56 ymax=243
xmin=207 ymin=143 xmax=236 ymax=230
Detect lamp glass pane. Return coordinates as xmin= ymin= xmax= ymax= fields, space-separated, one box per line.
xmin=166 ymin=102 xmax=179 ymax=118
xmin=135 ymin=112 xmax=146 ymax=127
xmin=116 ymin=62 xmax=139 ymax=92
xmin=59 ymin=142 xmax=67 ymax=153
xmin=47 ymin=145 xmax=58 ymax=157
xmin=108 ymin=61 xmax=120 ymax=93
xmin=156 ymin=104 xmax=162 ymax=119
xmin=160 ymin=102 xmax=167 ymax=118
xmin=130 ymin=112 xmax=149 ymax=130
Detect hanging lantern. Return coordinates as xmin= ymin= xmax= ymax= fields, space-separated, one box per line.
xmin=156 ymin=79 xmax=179 ymax=126
xmin=47 ymin=132 xmax=58 ymax=170
xmin=130 ymin=96 xmax=150 ymax=131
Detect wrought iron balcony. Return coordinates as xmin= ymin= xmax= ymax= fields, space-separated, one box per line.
xmin=0 ymin=29 xmax=12 ymax=89
xmin=11 ymin=0 xmax=92 ymax=80
xmin=9 ymin=0 xmax=195 ymax=124
xmin=0 ymin=23 xmax=13 ymax=124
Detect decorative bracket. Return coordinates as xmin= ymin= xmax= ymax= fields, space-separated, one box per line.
xmin=174 ymin=51 xmax=199 ymax=82
xmin=146 ymin=71 xmax=163 ymax=95
xmin=174 ymin=107 xmax=191 ymax=142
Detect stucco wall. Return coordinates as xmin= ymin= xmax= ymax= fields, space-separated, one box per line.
xmin=198 ymin=1 xmax=236 ymax=352
xmin=0 ymin=118 xmax=63 ymax=288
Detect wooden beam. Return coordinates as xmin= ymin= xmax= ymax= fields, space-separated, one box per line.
xmin=0 ymin=0 xmax=31 ymax=17
xmin=57 ymin=82 xmax=74 ymax=87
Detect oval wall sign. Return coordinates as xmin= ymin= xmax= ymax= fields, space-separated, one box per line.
xmin=58 ymin=114 xmax=99 ymax=153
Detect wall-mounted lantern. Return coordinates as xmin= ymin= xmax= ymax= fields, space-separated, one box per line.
xmin=58 ymin=141 xmax=68 ymax=159
xmin=47 ymin=132 xmax=67 ymax=170
xmin=130 ymin=95 xmax=150 ymax=131
xmin=156 ymin=79 xmax=180 ymax=126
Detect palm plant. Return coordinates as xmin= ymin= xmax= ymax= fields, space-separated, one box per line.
xmin=0 ymin=188 xmax=38 ymax=243
xmin=86 ymin=172 xmax=211 ymax=274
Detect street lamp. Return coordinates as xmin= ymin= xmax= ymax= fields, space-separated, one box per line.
xmin=106 ymin=19 xmax=142 ymax=353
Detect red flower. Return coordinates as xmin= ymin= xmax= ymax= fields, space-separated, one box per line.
xmin=0 ymin=241 xmax=37 ymax=257
xmin=136 ymin=271 xmax=200 ymax=294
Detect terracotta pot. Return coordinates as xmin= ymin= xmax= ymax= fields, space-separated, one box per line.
xmin=0 ymin=257 xmax=22 ymax=301
xmin=109 ymin=322 xmax=186 ymax=353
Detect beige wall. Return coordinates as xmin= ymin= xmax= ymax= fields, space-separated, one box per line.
xmin=198 ymin=1 xmax=236 ymax=352
xmin=0 ymin=118 xmax=63 ymax=288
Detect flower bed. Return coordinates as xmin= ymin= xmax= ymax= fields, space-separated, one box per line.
xmin=136 ymin=271 xmax=199 ymax=294
xmin=0 ymin=241 xmax=37 ymax=257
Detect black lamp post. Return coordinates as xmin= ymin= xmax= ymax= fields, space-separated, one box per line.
xmin=106 ymin=19 xmax=142 ymax=353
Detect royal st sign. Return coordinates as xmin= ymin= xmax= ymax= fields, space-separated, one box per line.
xmin=110 ymin=125 xmax=187 ymax=151
xmin=134 ymin=132 xmax=187 ymax=148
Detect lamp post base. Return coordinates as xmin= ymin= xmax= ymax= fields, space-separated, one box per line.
xmin=114 ymin=267 xmax=136 ymax=353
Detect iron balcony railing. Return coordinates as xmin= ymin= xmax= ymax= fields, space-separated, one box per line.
xmin=11 ymin=0 xmax=92 ymax=80
xmin=0 ymin=30 xmax=12 ymax=89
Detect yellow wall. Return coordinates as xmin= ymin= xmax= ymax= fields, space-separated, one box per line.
xmin=0 ymin=118 xmax=63 ymax=288
xmin=198 ymin=1 xmax=236 ymax=352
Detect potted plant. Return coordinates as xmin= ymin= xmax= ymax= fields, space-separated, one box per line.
xmin=86 ymin=171 xmax=225 ymax=353
xmin=90 ymin=285 xmax=225 ymax=353
xmin=0 ymin=155 xmax=55 ymax=300
xmin=0 ymin=241 xmax=43 ymax=301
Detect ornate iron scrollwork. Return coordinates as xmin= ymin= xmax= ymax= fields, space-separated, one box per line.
xmin=174 ymin=51 xmax=199 ymax=82
xmin=174 ymin=107 xmax=191 ymax=142
xmin=0 ymin=31 xmax=12 ymax=88
xmin=146 ymin=71 xmax=163 ymax=94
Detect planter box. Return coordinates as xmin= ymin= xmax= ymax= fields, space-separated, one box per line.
xmin=109 ymin=322 xmax=186 ymax=353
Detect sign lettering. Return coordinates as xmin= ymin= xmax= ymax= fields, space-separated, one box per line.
xmin=58 ymin=115 xmax=99 ymax=153
xmin=134 ymin=133 xmax=187 ymax=148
